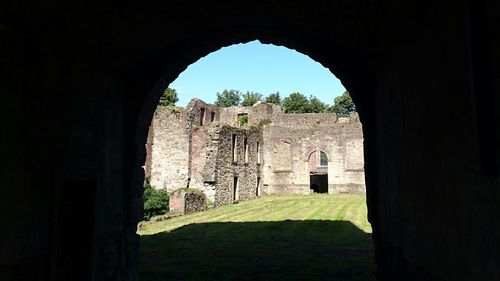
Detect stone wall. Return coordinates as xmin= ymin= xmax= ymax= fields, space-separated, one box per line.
xmin=146 ymin=99 xmax=264 ymax=206
xmin=147 ymin=101 xmax=364 ymax=202
xmin=262 ymin=112 xmax=365 ymax=195
xmin=147 ymin=106 xmax=190 ymax=190
xmin=219 ymin=102 xmax=282 ymax=127
xmin=190 ymin=125 xmax=219 ymax=201
xmin=188 ymin=122 xmax=263 ymax=206
xmin=169 ymin=189 xmax=207 ymax=215
xmin=146 ymin=99 xmax=220 ymax=191
xmin=213 ymin=125 xmax=263 ymax=206
xmin=186 ymin=98 xmax=220 ymax=127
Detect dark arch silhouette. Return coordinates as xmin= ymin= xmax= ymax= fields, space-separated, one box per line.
xmin=3 ymin=1 xmax=498 ymax=281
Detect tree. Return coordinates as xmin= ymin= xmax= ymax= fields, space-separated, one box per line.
xmin=308 ymin=95 xmax=327 ymax=113
xmin=283 ymin=92 xmax=310 ymax=113
xmin=241 ymin=91 xmax=263 ymax=106
xmin=265 ymin=92 xmax=282 ymax=105
xmin=158 ymin=87 xmax=179 ymax=106
xmin=328 ymin=91 xmax=356 ymax=116
xmin=215 ymin=89 xmax=241 ymax=107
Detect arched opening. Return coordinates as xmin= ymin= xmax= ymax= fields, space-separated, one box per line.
xmin=309 ymin=150 xmax=329 ymax=193
xmin=138 ymin=41 xmax=369 ymax=280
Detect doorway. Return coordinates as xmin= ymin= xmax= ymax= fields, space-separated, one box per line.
xmin=309 ymin=150 xmax=329 ymax=193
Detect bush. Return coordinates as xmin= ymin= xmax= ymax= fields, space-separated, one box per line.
xmin=238 ymin=114 xmax=248 ymax=126
xmin=143 ymin=178 xmax=169 ymax=220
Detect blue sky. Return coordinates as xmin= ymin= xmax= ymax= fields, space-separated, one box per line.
xmin=169 ymin=40 xmax=346 ymax=107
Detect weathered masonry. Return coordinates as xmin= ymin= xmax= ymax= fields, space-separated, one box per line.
xmin=146 ymin=99 xmax=266 ymax=206
xmin=262 ymin=113 xmax=365 ymax=195
xmin=146 ymin=99 xmax=365 ymax=206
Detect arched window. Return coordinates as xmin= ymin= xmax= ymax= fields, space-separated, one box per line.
xmin=319 ymin=151 xmax=328 ymax=167
xmin=308 ymin=150 xmax=328 ymax=173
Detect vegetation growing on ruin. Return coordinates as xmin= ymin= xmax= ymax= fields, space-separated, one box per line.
xmin=139 ymin=194 xmax=374 ymax=281
xmin=168 ymin=106 xmax=182 ymax=113
xmin=238 ymin=114 xmax=248 ymax=126
xmin=170 ymin=187 xmax=205 ymax=195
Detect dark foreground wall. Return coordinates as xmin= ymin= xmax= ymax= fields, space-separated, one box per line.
xmin=1 ymin=1 xmax=499 ymax=281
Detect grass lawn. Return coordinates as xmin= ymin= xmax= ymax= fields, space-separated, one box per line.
xmin=138 ymin=194 xmax=375 ymax=281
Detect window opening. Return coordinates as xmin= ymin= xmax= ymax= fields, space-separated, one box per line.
xmin=200 ymin=108 xmax=206 ymax=126
xmin=233 ymin=176 xmax=239 ymax=202
xmin=320 ymin=151 xmax=328 ymax=166
xmin=238 ymin=113 xmax=248 ymax=126
xmin=232 ymin=134 xmax=237 ymax=162
xmin=256 ymin=142 xmax=260 ymax=164
xmin=256 ymin=177 xmax=261 ymax=196
xmin=244 ymin=138 xmax=249 ymax=163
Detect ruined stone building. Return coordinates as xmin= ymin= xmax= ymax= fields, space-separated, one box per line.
xmin=263 ymin=112 xmax=365 ymax=195
xmin=145 ymin=98 xmax=365 ymax=206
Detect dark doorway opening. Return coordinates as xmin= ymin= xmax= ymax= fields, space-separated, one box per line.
xmin=200 ymin=108 xmax=206 ymax=125
xmin=256 ymin=177 xmax=261 ymax=196
xmin=310 ymin=175 xmax=328 ymax=193
xmin=233 ymin=176 xmax=239 ymax=202
xmin=308 ymin=150 xmax=329 ymax=193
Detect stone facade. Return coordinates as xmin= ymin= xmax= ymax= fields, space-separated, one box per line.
xmin=212 ymin=125 xmax=263 ymax=206
xmin=146 ymin=99 xmax=264 ymax=206
xmin=146 ymin=107 xmax=190 ymax=190
xmin=262 ymin=112 xmax=365 ymax=195
xmin=146 ymin=99 xmax=365 ymax=207
xmin=219 ymin=101 xmax=282 ymax=126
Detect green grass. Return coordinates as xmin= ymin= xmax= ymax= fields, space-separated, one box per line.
xmin=139 ymin=194 xmax=375 ymax=281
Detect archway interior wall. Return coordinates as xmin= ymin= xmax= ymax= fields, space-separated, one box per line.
xmin=7 ymin=1 xmax=499 ymax=281
xmin=363 ymin=2 xmax=500 ymax=280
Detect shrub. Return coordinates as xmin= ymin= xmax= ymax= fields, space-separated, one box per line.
xmin=143 ymin=178 xmax=169 ymax=220
xmin=238 ymin=114 xmax=248 ymax=126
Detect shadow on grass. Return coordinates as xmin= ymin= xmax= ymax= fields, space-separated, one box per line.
xmin=139 ymin=220 xmax=375 ymax=281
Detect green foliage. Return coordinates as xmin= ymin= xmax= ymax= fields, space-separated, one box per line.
xmin=241 ymin=91 xmax=263 ymax=106
xmin=282 ymin=92 xmax=310 ymax=113
xmin=327 ymin=91 xmax=356 ymax=116
xmin=143 ymin=178 xmax=169 ymax=220
xmin=308 ymin=95 xmax=327 ymax=113
xmin=282 ymin=93 xmax=326 ymax=113
xmin=215 ymin=89 xmax=241 ymax=107
xmin=158 ymin=87 xmax=179 ymax=106
xmin=238 ymin=114 xmax=249 ymax=126
xmin=265 ymin=92 xmax=282 ymax=105
xmin=169 ymin=106 xmax=182 ymax=114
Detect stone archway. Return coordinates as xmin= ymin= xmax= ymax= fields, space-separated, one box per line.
xmin=4 ymin=1 xmax=498 ymax=281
